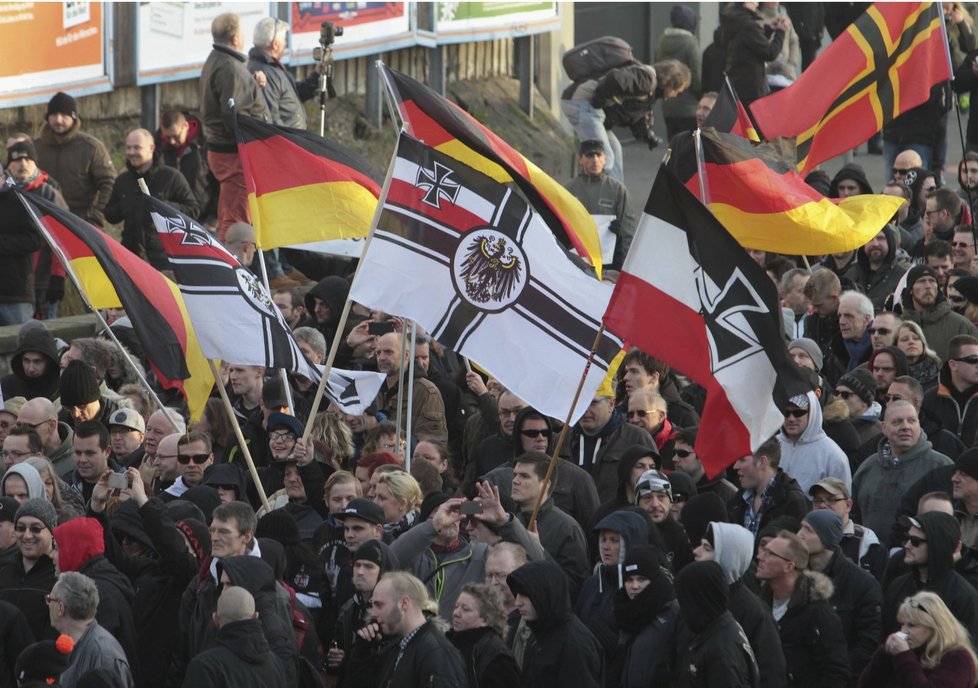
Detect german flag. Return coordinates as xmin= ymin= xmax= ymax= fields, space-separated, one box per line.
xmin=16 ymin=191 xmax=214 ymax=420
xmin=667 ymin=128 xmax=905 ymax=254
xmin=236 ymin=114 xmax=382 ymax=251
xmin=379 ymin=65 xmax=603 ymax=275
xmin=750 ymin=2 xmax=950 ymax=174
xmin=703 ymin=77 xmax=760 ymax=142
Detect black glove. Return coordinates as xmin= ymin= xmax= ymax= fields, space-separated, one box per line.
xmin=46 ymin=276 xmax=65 ymax=303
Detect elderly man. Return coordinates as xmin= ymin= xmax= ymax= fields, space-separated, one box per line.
xmin=836 ymin=291 xmax=875 ymax=372
xmin=247 ymin=17 xmax=318 ymax=129
xmin=104 ymin=128 xmax=198 ymax=270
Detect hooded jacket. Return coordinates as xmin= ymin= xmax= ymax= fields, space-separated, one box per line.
xmin=830 ymin=164 xmax=874 ymax=197
xmin=882 ymin=511 xmax=978 ymax=640
xmin=0 ymin=327 xmax=60 ymax=400
xmin=901 ymin=299 xmax=978 ymax=363
xmin=710 ymin=523 xmax=786 ymax=688
xmin=851 ymin=430 xmax=952 ymax=542
xmin=507 ymin=560 xmax=604 ymax=688
xmin=778 ymin=391 xmax=852 ymax=495
xmin=720 ymin=4 xmax=786 ymax=103
xmin=844 ymin=227 xmax=908 ymax=311
xmin=921 ymin=362 xmax=978 ymax=447
xmin=570 ymin=409 xmax=655 ymax=503
xmin=183 ymin=617 xmax=287 ymax=687
xmin=1 ymin=464 xmax=44 ymax=501
xmin=655 ymin=9 xmax=702 ymax=122
xmin=576 ymin=511 xmax=649 ymax=655
xmin=34 ymin=118 xmax=116 ymax=225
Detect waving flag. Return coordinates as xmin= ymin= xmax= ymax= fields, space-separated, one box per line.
xmin=703 ymin=77 xmax=760 ymax=142
xmin=380 ymin=64 xmax=604 ymax=275
xmin=17 ymin=191 xmax=213 ymax=419
xmin=350 ymin=133 xmax=622 ymax=423
xmin=668 ymin=128 xmax=904 ymax=254
xmin=750 ymin=2 xmax=950 ymax=174
xmin=324 ymin=368 xmax=386 ymax=416
xmin=603 ymin=168 xmax=808 ymax=477
xmin=235 ymin=113 xmax=382 ymax=250
xmin=143 ymin=196 xmax=320 ymax=381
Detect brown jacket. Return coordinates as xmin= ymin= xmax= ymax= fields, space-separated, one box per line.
xmin=374 ymin=376 xmax=448 ymax=443
xmin=35 ymin=119 xmax=116 ymax=226
xmin=199 ymin=44 xmax=270 ymax=152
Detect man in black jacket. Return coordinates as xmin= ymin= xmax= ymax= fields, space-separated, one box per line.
xmin=183 ymin=585 xmax=286 ymax=687
xmin=797 ymin=510 xmax=882 ymax=684
xmin=0 ymin=188 xmax=43 ymax=326
xmin=371 ymin=571 xmax=467 ymax=688
xmin=719 ymin=2 xmax=788 ymax=104
xmin=157 ymin=110 xmax=218 ymax=227
xmin=728 ymin=436 xmax=809 ymax=537
xmin=247 ymin=17 xmax=318 ymax=129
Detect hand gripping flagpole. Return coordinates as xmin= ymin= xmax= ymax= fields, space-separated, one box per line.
xmin=301 ymin=131 xmax=404 ymax=443
xmin=17 ymin=189 xmax=180 ymax=433
xmin=527 ymin=324 xmax=606 ymax=533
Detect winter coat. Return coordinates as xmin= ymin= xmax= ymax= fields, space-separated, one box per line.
xmin=104 ymin=157 xmax=199 ymax=270
xmin=858 ymin=645 xmax=977 ymax=688
xmin=778 ymin=391 xmax=852 ymax=495
xmin=901 ymin=300 xmax=978 ymax=363
xmin=822 ymin=549 xmax=883 ymax=683
xmin=155 ymin=112 xmax=217 ymax=222
xmin=720 ymin=4 xmax=786 ymax=103
xmin=655 ymin=27 xmax=702 ymax=120
xmin=761 ymin=571 xmax=851 ymax=688
xmin=727 ymin=470 xmax=809 ymax=535
xmin=59 ymin=620 xmax=134 ymax=688
xmin=565 ymin=173 xmax=636 ymax=269
xmin=483 ymin=458 xmax=599 ymax=533
xmin=852 ymin=433 xmax=953 ymax=542
xmin=0 ymin=600 xmax=31 ymax=688
xmin=199 ymin=44 xmax=270 ymax=151
xmin=674 ymin=611 xmax=759 ymax=688
xmin=516 ymin=498 xmax=591 ymax=599
xmin=0 ymin=553 xmax=55 ymax=639
xmin=247 ymin=48 xmax=317 ymax=129
xmin=0 ymin=189 xmax=44 ymax=304
xmin=182 ymin=618 xmax=287 ymax=688
xmin=921 ymin=363 xmax=978 ymax=447
xmin=507 ymin=560 xmax=604 ymax=688
xmin=614 ymin=596 xmax=679 ymax=688
xmin=448 ymin=625 xmax=520 ymax=688
xmin=34 ymin=118 xmax=116 ymax=225
xmin=0 ymin=326 xmax=60 ymax=401
xmin=844 ymin=229 xmax=908 ymax=312
xmin=570 ymin=410 xmax=655 ymax=503
xmin=374 ymin=374 xmax=448 ymax=444
xmin=377 ymin=620 xmax=467 ymax=688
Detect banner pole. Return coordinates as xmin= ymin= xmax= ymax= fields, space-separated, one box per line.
xmin=404 ymin=320 xmax=417 ymax=470
xmin=393 ymin=325 xmax=407 ymax=456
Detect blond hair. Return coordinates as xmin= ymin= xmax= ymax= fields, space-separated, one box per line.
xmin=375 ymin=470 xmax=422 ymax=511
xmin=898 ymin=591 xmax=978 ymax=671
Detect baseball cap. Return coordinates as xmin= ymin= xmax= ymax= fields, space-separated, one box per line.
xmin=579 ymin=139 xmax=605 ymax=156
xmin=809 ymin=477 xmax=850 ymax=500
xmin=333 ymin=498 xmax=385 ymax=526
xmin=108 ymin=408 xmax=145 ymax=433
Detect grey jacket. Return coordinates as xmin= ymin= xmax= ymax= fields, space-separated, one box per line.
xmin=564 ymin=172 xmax=637 ymax=269
xmin=60 ymin=620 xmax=134 ymax=688
xmin=200 ymin=44 xmax=270 ymax=151
xmin=247 ymin=48 xmax=317 ymax=129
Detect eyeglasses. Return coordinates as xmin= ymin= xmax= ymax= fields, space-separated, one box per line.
xmin=627 ymin=410 xmax=649 ymax=418
xmin=14 ymin=523 xmax=46 ymax=535
xmin=177 ymin=453 xmax=211 ymax=465
xmin=520 ymin=429 xmax=550 ymax=438
xmin=759 ymin=546 xmax=792 ymax=562
xmin=952 ymin=241 xmax=974 ymax=249
xmin=834 ymin=390 xmax=854 ymax=400
xmin=44 ymin=595 xmax=60 ymax=605
xmin=811 ymin=496 xmax=846 ymax=507
xmin=673 ymin=449 xmax=693 ymax=458
xmin=904 ymin=535 xmax=928 ymax=547
xmin=269 ymin=431 xmax=297 ymax=443
xmin=953 ymin=356 xmax=978 ymax=365
xmin=1 ymin=450 xmax=31 ymax=460
xmin=14 ymin=420 xmax=48 ymax=431
xmin=868 ymin=327 xmax=892 ymax=336
xmin=883 ymin=393 xmax=905 ymax=403
xmin=784 ymin=409 xmax=809 ymax=418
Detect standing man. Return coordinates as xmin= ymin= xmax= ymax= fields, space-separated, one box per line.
xmin=728 ymin=436 xmax=808 ymax=537
xmin=845 ymin=227 xmax=907 ymax=311
xmin=901 ymin=265 xmax=978 ymax=361
xmin=952 ymin=226 xmax=978 ymax=274
xmin=921 ymin=334 xmax=978 ymax=446
xmin=634 ymin=468 xmax=693 ymax=571
xmin=778 ymin=391 xmax=852 ymax=495
xmin=564 ymin=140 xmax=636 ymax=269
xmin=68 ymin=421 xmax=122 ymax=504
xmin=163 ymin=432 xmax=214 ymax=500
xmin=157 ymin=109 xmax=217 ymax=227
xmin=17 ymin=398 xmax=74 ymax=479
xmin=34 ymin=91 xmax=115 ymax=227
xmin=248 ymin=17 xmax=319 ymax=129
xmin=373 ymin=332 xmax=447 ymax=443
xmin=199 ymin=12 xmax=270 ymax=241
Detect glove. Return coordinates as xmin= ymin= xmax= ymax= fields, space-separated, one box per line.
xmin=46 ymin=276 xmax=65 ymax=304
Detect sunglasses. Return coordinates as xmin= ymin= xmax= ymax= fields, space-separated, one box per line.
xmin=177 ymin=453 xmax=210 ymax=465
xmin=904 ymin=535 xmax=927 ymax=547
xmin=908 ymin=597 xmax=928 ymax=613
xmin=520 ymin=429 xmax=551 ymax=438
xmin=892 ymin=167 xmax=912 ymax=176
xmin=784 ymin=409 xmax=809 ymax=418
xmin=883 ymin=393 xmax=904 ymax=403
xmin=673 ymin=449 xmax=693 ymax=458
xmin=834 ymin=390 xmax=854 ymax=400
xmin=868 ymin=327 xmax=892 ymax=336
xmin=15 ymin=523 xmax=46 ymax=535
xmin=954 ymin=356 xmax=978 ymax=365
xmin=627 ymin=410 xmax=653 ymax=418
xmin=582 ymin=151 xmax=603 ymax=158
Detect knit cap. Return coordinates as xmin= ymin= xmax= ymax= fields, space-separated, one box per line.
xmin=836 ymin=368 xmax=876 ymax=405
xmin=803 ymin=509 xmax=844 ymax=548
xmin=59 ymin=359 xmax=100 ymax=406
xmin=46 ymin=91 xmax=77 ymax=119
xmin=14 ymin=498 xmax=57 ymax=532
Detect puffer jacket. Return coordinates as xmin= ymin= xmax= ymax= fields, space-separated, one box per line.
xmin=34 ymin=118 xmax=116 ymax=225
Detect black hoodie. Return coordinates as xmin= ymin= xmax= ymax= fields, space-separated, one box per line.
xmin=0 ymin=326 xmax=60 ymax=400
xmin=182 ymin=618 xmax=288 ymax=688
xmin=507 ymin=560 xmax=604 ymax=688
xmin=845 ymin=225 xmax=908 ymax=311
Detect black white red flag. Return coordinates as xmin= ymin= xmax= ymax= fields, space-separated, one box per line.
xmin=603 ymin=168 xmax=807 ymax=476
xmin=349 ymin=134 xmax=622 ymax=423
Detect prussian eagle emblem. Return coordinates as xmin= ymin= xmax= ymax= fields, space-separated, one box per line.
xmin=456 ymin=232 xmax=525 ymax=306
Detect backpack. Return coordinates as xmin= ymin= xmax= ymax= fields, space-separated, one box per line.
xmin=562 ymin=36 xmax=634 ymax=83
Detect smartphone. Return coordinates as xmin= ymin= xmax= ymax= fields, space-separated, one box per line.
xmin=107 ymin=473 xmax=129 ymax=490
xmin=459 ymin=501 xmax=484 ymax=516
xmin=368 ymin=321 xmax=396 ymax=336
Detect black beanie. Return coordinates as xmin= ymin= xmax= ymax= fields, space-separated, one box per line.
xmin=16 ymin=636 xmax=73 ymax=684
xmin=680 ymin=492 xmax=728 ymax=545
xmin=622 ymin=544 xmax=664 ymax=581
xmin=6 ymin=139 xmax=36 ymax=166
xmin=953 ymin=276 xmax=978 ymax=305
xmin=837 ymin=367 xmax=876 ymax=406
xmin=419 ymin=491 xmax=451 ymax=522
xmin=676 ymin=560 xmax=729 ymax=633
xmin=256 ymin=509 xmax=301 ymax=546
xmin=47 ymin=91 xmax=78 ymax=119
xmin=59 ymin=359 xmax=100 ymax=406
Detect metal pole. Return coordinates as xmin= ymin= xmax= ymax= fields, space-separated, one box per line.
xmin=404 ymin=321 xmax=417 ymax=470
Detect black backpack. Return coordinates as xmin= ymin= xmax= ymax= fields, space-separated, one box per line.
xmin=562 ymin=36 xmax=634 ymax=83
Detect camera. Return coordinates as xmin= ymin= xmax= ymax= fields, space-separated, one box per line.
xmin=108 ymin=473 xmax=130 ymax=490
xmin=630 ymin=115 xmax=661 ymax=150
xmin=312 ymin=22 xmax=343 ymax=61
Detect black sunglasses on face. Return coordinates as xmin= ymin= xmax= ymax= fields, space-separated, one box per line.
xmin=904 ymin=535 xmax=927 ymax=547
xmin=868 ymin=327 xmax=892 ymax=335
xmin=784 ymin=409 xmax=809 ymax=418
xmin=834 ymin=390 xmax=854 ymax=400
xmin=673 ymin=449 xmax=693 ymax=458
xmin=520 ymin=429 xmax=550 ymax=438
xmin=954 ymin=356 xmax=978 ymax=365
xmin=178 ymin=453 xmax=210 ymax=465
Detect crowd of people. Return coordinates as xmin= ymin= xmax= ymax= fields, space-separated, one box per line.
xmin=7 ymin=3 xmax=978 ymax=688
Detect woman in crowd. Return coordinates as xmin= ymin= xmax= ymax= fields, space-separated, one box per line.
xmin=895 ymin=321 xmax=942 ymax=391
xmin=449 ymin=582 xmax=521 ymax=688
xmin=372 ymin=470 xmax=422 ymax=539
xmin=191 ymin=398 xmax=234 ymax=463
xmin=859 ymin=591 xmax=978 ymax=687
xmin=308 ymin=411 xmax=356 ymax=471
xmin=412 ymin=436 xmax=457 ymax=493
xmin=24 ymin=456 xmax=84 ymax=518
xmin=354 ymin=451 xmax=402 ymax=497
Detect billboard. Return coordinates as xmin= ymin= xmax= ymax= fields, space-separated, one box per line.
xmin=434 ymin=2 xmax=559 ymax=42
xmin=289 ymin=2 xmax=413 ymax=60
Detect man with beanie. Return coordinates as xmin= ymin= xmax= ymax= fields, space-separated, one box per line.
xmin=952 ymin=448 xmax=978 ymax=550
xmin=507 ymin=559 xmax=603 ymax=688
xmin=199 ymin=13 xmax=270 ymax=241
xmin=58 ymin=360 xmax=119 ymax=430
xmin=182 ymin=586 xmax=287 ymax=688
xmin=882 ymin=512 xmax=978 ymax=639
xmin=0 ymin=498 xmax=57 ymax=638
xmin=921 ymin=334 xmax=978 ymax=446
xmin=788 ymin=338 xmax=823 ymax=374
xmin=809 ymin=478 xmax=886 ymax=579
xmin=835 ymin=368 xmax=882 ymax=446
xmin=564 ymin=140 xmax=636 ymax=269
xmin=797 ymin=510 xmax=882 ymax=683
xmin=693 ymin=522 xmax=786 ymax=688
xmin=635 ymin=468 xmax=693 ymax=572
xmin=34 ymin=91 xmax=116 ymax=228
xmin=14 ymin=636 xmax=72 ymax=688
xmin=327 ymin=539 xmax=399 ymax=688
xmin=755 ymin=530 xmax=850 ymax=688
xmin=674 ymin=560 xmax=759 ymax=688
xmin=852 ymin=400 xmax=953 ymax=542
xmin=901 ymin=264 xmax=978 ymax=361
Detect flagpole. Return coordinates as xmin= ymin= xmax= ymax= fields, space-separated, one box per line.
xmin=404 ymin=320 xmax=417 ymax=470
xmin=693 ymin=128 xmax=710 ymax=204
xmin=254 ymin=248 xmax=297 ymax=416
xmin=300 ymin=132 xmax=404 ymax=443
xmin=16 ymin=191 xmax=180 ymax=432
xmin=527 ymin=324 xmax=606 ymax=533
xmin=393 ymin=325 xmax=407 ymax=455
xmin=208 ymin=359 xmax=271 ymax=512
xmin=377 ymin=61 xmax=404 ymax=133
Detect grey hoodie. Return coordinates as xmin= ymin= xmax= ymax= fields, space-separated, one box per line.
xmin=711 ymin=522 xmax=756 ymax=586
xmin=1 ymin=463 xmax=45 ymax=501
xmin=779 ymin=390 xmax=852 ymax=494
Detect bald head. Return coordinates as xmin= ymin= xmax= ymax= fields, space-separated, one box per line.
xmin=155 ymin=433 xmax=183 ymax=482
xmin=125 ymin=128 xmax=155 ymax=169
xmin=216 ymin=586 xmax=256 ymax=626
xmin=375 ymin=332 xmax=404 ymax=377
xmin=17 ymin=398 xmax=58 ymax=450
xmin=894 ymin=150 xmax=924 ymax=179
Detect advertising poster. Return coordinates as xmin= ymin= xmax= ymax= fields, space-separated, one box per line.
xmin=0 ymin=2 xmax=105 ymax=100
xmin=289 ymin=2 xmax=411 ymax=59
xmin=434 ymin=1 xmax=558 ymax=41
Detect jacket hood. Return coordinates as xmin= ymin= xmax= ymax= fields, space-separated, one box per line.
xmin=53 ymin=517 xmax=104 ymax=572
xmin=821 ymin=396 xmax=852 ymax=424
xmin=2 ymin=463 xmax=45 ymax=501
xmin=680 ymin=492 xmax=727 ymax=545
xmin=616 ymin=444 xmax=660 ymax=500
xmin=855 ymin=224 xmax=897 ymax=272
xmin=11 ymin=327 xmax=59 ymax=384
xmin=216 ymin=617 xmax=274 ymax=663
xmin=594 ymin=510 xmax=650 ymax=588
xmin=512 ymin=407 xmax=555 ymax=457
xmin=304 ymin=276 xmax=349 ymax=322
xmin=785 ymin=390 xmax=826 ymax=445
xmin=507 ymin=560 xmax=570 ymax=633
xmin=109 ymin=499 xmax=155 ymax=554
xmin=676 ymin=561 xmax=728 ymax=633
xmin=710 ymin=522 xmax=755 ymax=585
xmin=201 ymin=463 xmax=248 ymax=501
xmin=914 ymin=510 xmax=961 ymax=581
xmin=218 ymin=554 xmax=277 ymax=595
xmin=831 ymin=163 xmax=874 ymax=197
